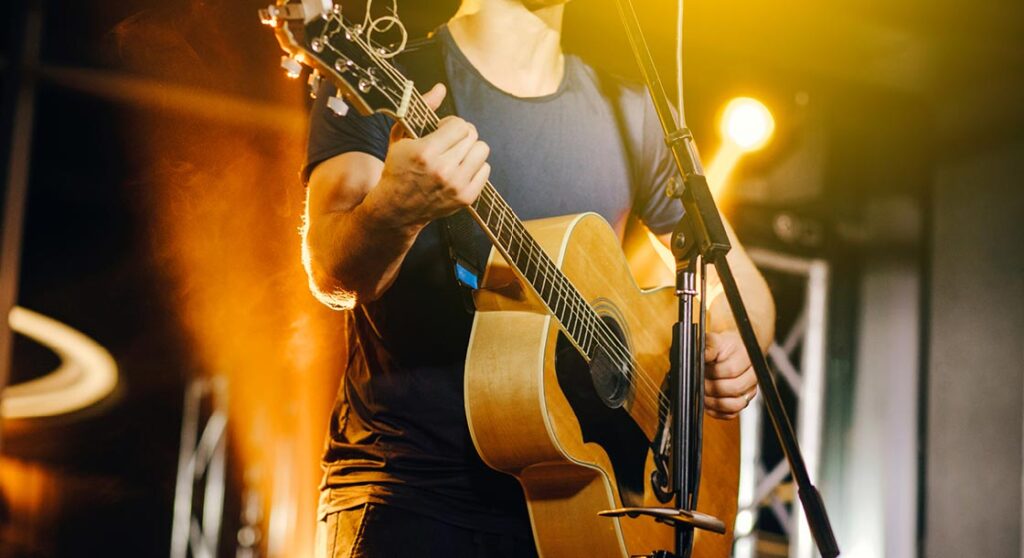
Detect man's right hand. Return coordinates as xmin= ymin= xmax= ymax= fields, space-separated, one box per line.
xmin=367 ymin=83 xmax=492 ymax=229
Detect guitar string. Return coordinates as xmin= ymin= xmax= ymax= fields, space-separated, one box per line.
xmin=344 ymin=26 xmax=677 ymax=420
xmin=335 ymin=20 xmax=677 ymax=420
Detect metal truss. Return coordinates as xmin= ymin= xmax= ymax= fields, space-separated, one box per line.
xmin=734 ymin=249 xmax=830 ymax=558
xmin=171 ymin=377 xmax=229 ymax=558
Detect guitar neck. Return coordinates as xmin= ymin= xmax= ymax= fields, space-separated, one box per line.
xmin=402 ymin=94 xmax=602 ymax=360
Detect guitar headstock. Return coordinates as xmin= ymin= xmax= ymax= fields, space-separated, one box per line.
xmin=259 ymin=0 xmax=413 ymax=120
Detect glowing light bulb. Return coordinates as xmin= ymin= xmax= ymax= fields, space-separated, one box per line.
xmin=721 ymin=97 xmax=775 ymax=152
xmin=735 ymin=509 xmax=755 ymax=536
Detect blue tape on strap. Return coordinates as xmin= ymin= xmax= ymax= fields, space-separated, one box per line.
xmin=455 ymin=262 xmax=480 ymax=290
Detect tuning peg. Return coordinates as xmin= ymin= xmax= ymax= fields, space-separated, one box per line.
xmin=334 ymin=57 xmax=354 ymax=74
xmin=327 ymin=94 xmax=349 ymax=117
xmin=280 ymin=55 xmax=302 ymax=79
xmin=308 ymin=71 xmax=322 ymax=98
xmin=344 ymin=25 xmax=364 ymax=41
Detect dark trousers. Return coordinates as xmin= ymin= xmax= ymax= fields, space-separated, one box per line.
xmin=318 ymin=504 xmax=539 ymax=558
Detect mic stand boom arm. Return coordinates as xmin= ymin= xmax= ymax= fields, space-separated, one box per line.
xmin=609 ymin=1 xmax=840 ymax=556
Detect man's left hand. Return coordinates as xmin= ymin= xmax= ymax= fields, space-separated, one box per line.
xmin=704 ymin=331 xmax=758 ymax=420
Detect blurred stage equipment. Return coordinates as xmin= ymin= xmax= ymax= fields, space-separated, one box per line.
xmin=172 ymin=378 xmax=298 ymax=558
xmin=2 ymin=306 xmax=118 ymax=419
xmin=171 ymin=377 xmax=228 ymax=558
xmin=0 ymin=0 xmax=43 ymax=437
xmin=733 ymin=250 xmax=830 ymax=558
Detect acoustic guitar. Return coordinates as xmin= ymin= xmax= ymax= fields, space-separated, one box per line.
xmin=261 ymin=3 xmax=739 ymax=556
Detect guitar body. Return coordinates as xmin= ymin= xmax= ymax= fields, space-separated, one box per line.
xmin=466 ymin=212 xmax=739 ymax=558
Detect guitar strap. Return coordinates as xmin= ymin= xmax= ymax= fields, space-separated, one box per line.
xmin=396 ymin=32 xmax=481 ymax=313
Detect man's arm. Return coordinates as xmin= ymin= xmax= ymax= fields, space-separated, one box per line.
xmin=657 ymin=219 xmax=776 ymax=419
xmin=303 ymin=84 xmax=491 ymax=308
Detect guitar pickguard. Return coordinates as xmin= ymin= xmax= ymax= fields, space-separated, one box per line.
xmin=554 ymin=331 xmax=653 ymax=507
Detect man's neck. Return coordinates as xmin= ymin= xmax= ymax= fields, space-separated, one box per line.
xmin=448 ymin=1 xmax=566 ymax=98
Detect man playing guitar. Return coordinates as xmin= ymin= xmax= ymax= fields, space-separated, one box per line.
xmin=301 ymin=1 xmax=775 ymax=556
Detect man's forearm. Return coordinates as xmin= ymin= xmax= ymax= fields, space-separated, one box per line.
xmin=305 ymin=187 xmax=425 ymax=307
xmin=707 ymin=264 xmax=775 ymax=350
xmin=706 ymin=223 xmax=776 ymax=350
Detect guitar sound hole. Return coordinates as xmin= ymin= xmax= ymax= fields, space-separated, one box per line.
xmin=589 ymin=316 xmax=632 ymax=409
xmin=554 ymin=316 xmax=648 ymax=505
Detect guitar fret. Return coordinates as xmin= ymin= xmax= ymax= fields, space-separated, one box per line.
xmin=555 ymin=281 xmax=568 ymax=331
xmin=552 ymin=278 xmax=569 ymax=321
xmin=587 ymin=310 xmax=597 ymax=354
xmin=568 ymin=306 xmax=581 ymax=345
xmin=538 ymin=256 xmax=549 ymax=302
xmin=495 ymin=206 xmax=506 ymax=247
xmin=513 ymin=236 xmax=532 ymax=285
xmin=508 ymin=236 xmax=520 ymax=263
xmin=519 ymin=240 xmax=533 ymax=285
xmin=561 ymin=293 xmax=573 ymax=335
xmin=571 ymin=297 xmax=584 ymax=345
xmin=575 ymin=299 xmax=592 ymax=354
xmin=475 ymin=194 xmax=489 ymax=223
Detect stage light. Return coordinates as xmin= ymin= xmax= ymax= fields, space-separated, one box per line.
xmin=705 ymin=96 xmax=776 ymax=196
xmin=721 ymin=97 xmax=775 ymax=152
xmin=3 ymin=306 xmax=118 ymax=419
xmin=735 ymin=509 xmax=755 ymax=535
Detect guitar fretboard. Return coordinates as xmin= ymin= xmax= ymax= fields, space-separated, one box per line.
xmin=404 ymin=94 xmax=605 ymax=361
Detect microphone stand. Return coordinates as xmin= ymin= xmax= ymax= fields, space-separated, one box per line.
xmin=602 ymin=1 xmax=841 ymax=557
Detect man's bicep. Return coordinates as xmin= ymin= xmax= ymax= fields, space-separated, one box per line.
xmin=304 ymin=81 xmax=392 ymax=181
xmin=307 ymin=152 xmax=385 ymax=217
